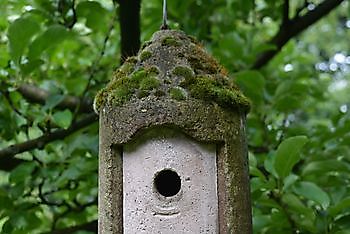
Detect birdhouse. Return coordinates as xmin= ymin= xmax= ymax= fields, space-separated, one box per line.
xmin=94 ymin=30 xmax=252 ymax=233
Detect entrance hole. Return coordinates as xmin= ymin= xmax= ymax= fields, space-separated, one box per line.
xmin=154 ymin=169 xmax=181 ymax=197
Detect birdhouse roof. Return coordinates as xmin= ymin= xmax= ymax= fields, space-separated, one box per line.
xmin=94 ymin=30 xmax=250 ymax=113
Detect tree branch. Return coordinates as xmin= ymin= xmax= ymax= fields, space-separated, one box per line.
xmin=17 ymin=84 xmax=93 ymax=113
xmin=0 ymin=113 xmax=98 ymax=161
xmin=118 ymin=0 xmax=141 ymax=63
xmin=252 ymin=0 xmax=345 ymax=69
xmin=0 ymin=157 xmax=22 ymax=171
xmin=282 ymin=0 xmax=290 ymax=26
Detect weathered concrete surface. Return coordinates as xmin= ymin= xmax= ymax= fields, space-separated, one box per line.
xmin=123 ymin=129 xmax=218 ymax=233
xmin=99 ymin=98 xmax=252 ymax=233
xmin=98 ymin=138 xmax=122 ymax=233
xmin=97 ymin=29 xmax=252 ymax=234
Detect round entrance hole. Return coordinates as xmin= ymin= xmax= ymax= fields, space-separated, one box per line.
xmin=154 ymin=169 xmax=181 ymax=197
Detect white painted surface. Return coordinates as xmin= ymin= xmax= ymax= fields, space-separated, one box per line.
xmin=123 ymin=131 xmax=218 ymax=233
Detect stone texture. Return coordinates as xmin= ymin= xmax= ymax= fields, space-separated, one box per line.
xmin=123 ymin=129 xmax=218 ymax=233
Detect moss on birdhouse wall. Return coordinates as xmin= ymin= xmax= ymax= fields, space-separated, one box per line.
xmin=94 ymin=30 xmax=250 ymax=113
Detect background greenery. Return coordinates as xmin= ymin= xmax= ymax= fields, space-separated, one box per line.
xmin=0 ymin=0 xmax=349 ymax=233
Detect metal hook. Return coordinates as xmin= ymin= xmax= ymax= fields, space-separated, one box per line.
xmin=161 ymin=0 xmax=169 ymax=30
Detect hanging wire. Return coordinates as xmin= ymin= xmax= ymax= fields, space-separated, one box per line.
xmin=161 ymin=0 xmax=169 ymax=29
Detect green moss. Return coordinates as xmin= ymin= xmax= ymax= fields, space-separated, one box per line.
xmin=140 ymin=50 xmax=152 ymax=61
xmin=181 ymin=75 xmax=250 ymax=110
xmin=188 ymin=56 xmax=218 ymax=74
xmin=93 ymin=89 xmax=107 ymax=113
xmin=94 ymin=30 xmax=250 ymax=113
xmin=170 ymin=87 xmax=187 ymax=101
xmin=112 ymin=86 xmax=133 ymax=105
xmin=130 ymin=69 xmax=147 ymax=82
xmin=94 ymin=65 xmax=162 ymax=111
xmin=130 ymin=66 xmax=159 ymax=82
xmin=145 ymin=65 xmax=160 ymax=75
xmin=119 ymin=63 xmax=134 ymax=74
xmin=109 ymin=75 xmax=139 ymax=105
xmin=162 ymin=36 xmax=181 ymax=47
xmin=172 ymin=66 xmax=194 ymax=79
xmin=93 ymin=74 xmax=137 ymax=110
xmin=117 ymin=56 xmax=137 ymax=75
xmin=140 ymin=76 xmax=160 ymax=90
xmin=186 ymin=44 xmax=221 ymax=74
xmin=124 ymin=56 xmax=138 ymax=64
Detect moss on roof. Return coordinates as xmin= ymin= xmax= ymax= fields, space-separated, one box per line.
xmin=94 ymin=30 xmax=250 ymax=113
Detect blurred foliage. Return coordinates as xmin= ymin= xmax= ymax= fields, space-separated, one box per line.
xmin=0 ymin=0 xmax=349 ymax=233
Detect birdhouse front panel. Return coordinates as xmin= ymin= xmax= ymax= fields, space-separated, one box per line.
xmin=123 ymin=129 xmax=218 ymax=233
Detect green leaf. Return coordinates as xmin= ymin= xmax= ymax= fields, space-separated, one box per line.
xmin=253 ymin=214 xmax=271 ymax=233
xmin=66 ymin=134 xmax=99 ymax=155
xmin=251 ymin=177 xmax=276 ymax=193
xmin=282 ymin=174 xmax=299 ymax=191
xmin=52 ymin=109 xmax=72 ymax=129
xmin=264 ymin=154 xmax=278 ymax=178
xmin=293 ymin=181 xmax=330 ymax=209
xmin=76 ymin=1 xmax=108 ymax=31
xmin=28 ymin=126 xmax=42 ymax=139
xmin=9 ymin=162 xmax=36 ymax=184
xmin=269 ymin=210 xmax=291 ymax=230
xmin=28 ymin=25 xmax=71 ymax=60
xmin=61 ymin=166 xmax=81 ymax=180
xmin=64 ymin=78 xmax=89 ymax=96
xmin=249 ymin=167 xmax=267 ymax=180
xmin=302 ymin=159 xmax=350 ymax=176
xmin=44 ymin=94 xmax=65 ymax=110
xmin=7 ymin=16 xmax=40 ymax=64
xmin=3 ymin=210 xmax=41 ymax=233
xmin=235 ymin=70 xmax=265 ymax=104
xmin=274 ymin=136 xmax=308 ymax=179
xmin=0 ymin=191 xmax=13 ymax=211
xmin=20 ymin=59 xmax=44 ymax=75
xmin=334 ymin=230 xmax=350 ymax=234
xmin=281 ymin=193 xmax=311 ymax=215
xmin=273 ymin=81 xmax=309 ymax=112
xmin=334 ymin=214 xmax=350 ymax=230
xmin=329 ymin=197 xmax=350 ymax=217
